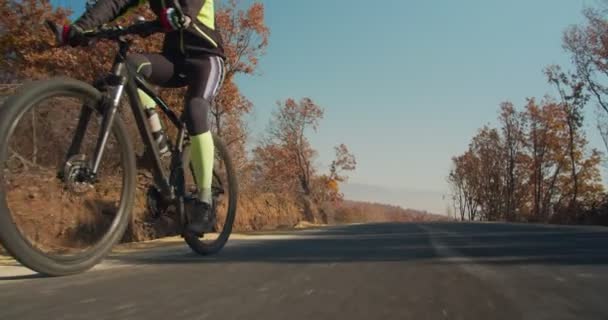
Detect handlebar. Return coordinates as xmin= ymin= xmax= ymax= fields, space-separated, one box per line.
xmin=45 ymin=19 xmax=164 ymax=42
xmin=170 ymin=0 xmax=187 ymax=25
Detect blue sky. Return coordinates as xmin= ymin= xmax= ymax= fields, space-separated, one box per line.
xmin=237 ymin=0 xmax=602 ymax=212
xmin=55 ymin=0 xmax=603 ymax=213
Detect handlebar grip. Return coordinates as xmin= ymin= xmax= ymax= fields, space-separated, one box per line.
xmin=44 ymin=20 xmax=66 ymax=46
xmin=45 ymin=20 xmax=60 ymax=36
xmin=170 ymin=0 xmax=187 ymax=24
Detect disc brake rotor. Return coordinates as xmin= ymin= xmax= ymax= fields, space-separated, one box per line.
xmin=63 ymin=154 xmax=94 ymax=195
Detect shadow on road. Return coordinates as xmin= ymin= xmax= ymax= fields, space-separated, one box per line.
xmin=106 ymin=222 xmax=608 ymax=267
xmin=0 ymin=273 xmax=46 ymax=281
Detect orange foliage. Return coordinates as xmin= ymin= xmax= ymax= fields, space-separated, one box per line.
xmin=216 ymin=0 xmax=269 ymax=77
xmin=448 ymin=97 xmax=605 ymax=224
xmin=253 ymin=97 xmax=357 ymax=222
xmin=254 ymin=98 xmax=324 ymax=196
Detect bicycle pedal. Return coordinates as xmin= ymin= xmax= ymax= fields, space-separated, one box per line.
xmin=146 ymin=186 xmax=170 ymax=218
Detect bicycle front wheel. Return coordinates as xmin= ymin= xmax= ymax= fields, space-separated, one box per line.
xmin=0 ymin=77 xmax=136 ymax=276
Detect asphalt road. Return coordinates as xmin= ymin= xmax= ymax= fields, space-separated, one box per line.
xmin=1 ymin=222 xmax=608 ymax=320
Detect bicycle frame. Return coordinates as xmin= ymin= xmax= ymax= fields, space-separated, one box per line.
xmin=72 ymin=38 xmax=189 ymax=201
xmin=0 ymin=20 xmax=237 ymax=277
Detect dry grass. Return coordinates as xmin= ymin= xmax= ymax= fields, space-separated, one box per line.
xmin=233 ymin=193 xmax=303 ymax=231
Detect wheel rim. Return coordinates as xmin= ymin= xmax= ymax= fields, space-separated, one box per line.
xmin=1 ymin=92 xmax=129 ymax=261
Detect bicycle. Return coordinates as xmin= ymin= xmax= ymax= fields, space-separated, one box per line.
xmin=0 ymin=18 xmax=238 ymax=276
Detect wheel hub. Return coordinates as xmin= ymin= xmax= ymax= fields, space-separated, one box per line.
xmin=63 ymin=154 xmax=94 ymax=195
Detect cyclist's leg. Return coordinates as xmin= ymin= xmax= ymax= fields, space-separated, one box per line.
xmin=126 ymin=53 xmax=186 ymax=153
xmin=126 ymin=53 xmax=180 ymax=108
xmin=184 ymin=55 xmax=225 ymax=205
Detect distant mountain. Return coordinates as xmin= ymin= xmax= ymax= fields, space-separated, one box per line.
xmin=340 ymin=182 xmax=449 ymax=216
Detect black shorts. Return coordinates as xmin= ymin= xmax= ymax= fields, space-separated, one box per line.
xmin=127 ymin=52 xmax=225 ymax=135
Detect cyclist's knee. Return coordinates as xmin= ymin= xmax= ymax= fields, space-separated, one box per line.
xmin=126 ymin=54 xmax=152 ymax=78
xmin=185 ymin=97 xmax=211 ymax=135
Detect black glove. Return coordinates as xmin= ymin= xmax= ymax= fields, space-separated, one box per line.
xmin=159 ymin=8 xmax=191 ymax=31
xmin=54 ymin=24 xmax=89 ymax=47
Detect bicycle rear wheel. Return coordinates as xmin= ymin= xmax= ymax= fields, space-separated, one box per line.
xmin=0 ymin=77 xmax=136 ymax=276
xmin=183 ymin=133 xmax=238 ymax=255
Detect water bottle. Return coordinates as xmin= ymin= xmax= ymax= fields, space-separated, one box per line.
xmin=144 ymin=108 xmax=170 ymax=156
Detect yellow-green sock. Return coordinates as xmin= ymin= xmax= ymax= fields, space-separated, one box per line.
xmin=190 ymin=132 xmax=214 ymax=204
xmin=137 ymin=88 xmax=156 ymax=110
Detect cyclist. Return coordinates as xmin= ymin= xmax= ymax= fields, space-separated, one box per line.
xmin=54 ymin=0 xmax=225 ymax=235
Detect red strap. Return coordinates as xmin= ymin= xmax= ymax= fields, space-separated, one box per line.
xmin=62 ymin=25 xmax=70 ymax=44
xmin=159 ymin=8 xmax=172 ymax=31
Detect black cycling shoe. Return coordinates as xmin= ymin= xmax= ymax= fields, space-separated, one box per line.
xmin=187 ymin=200 xmax=216 ymax=235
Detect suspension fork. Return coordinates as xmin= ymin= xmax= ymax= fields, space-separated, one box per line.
xmin=59 ymin=73 xmax=120 ymax=181
xmin=90 ymin=62 xmax=127 ymax=177
xmin=64 ymin=104 xmax=93 ymax=161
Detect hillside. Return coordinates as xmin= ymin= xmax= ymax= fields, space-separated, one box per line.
xmin=340 ymin=182 xmax=448 ymax=215
xmin=332 ymin=199 xmax=450 ymax=224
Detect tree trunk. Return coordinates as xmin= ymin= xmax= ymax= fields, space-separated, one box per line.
xmin=567 ymin=115 xmax=579 ymax=208
xmin=300 ymin=194 xmax=316 ymax=222
xmin=543 ymin=164 xmax=561 ymax=222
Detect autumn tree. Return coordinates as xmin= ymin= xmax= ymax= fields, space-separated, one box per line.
xmin=499 ymin=101 xmax=527 ymax=221
xmin=253 ymin=98 xmax=324 ymax=222
xmin=217 ymin=0 xmax=269 ymax=78
xmin=270 ymin=98 xmax=323 ymax=196
xmin=449 ymin=98 xmax=604 ymax=223
xmin=449 ymin=129 xmax=513 ymax=222
xmin=0 ymin=0 xmax=90 ymax=80
xmin=562 ymin=3 xmax=608 ymax=156
xmin=327 ymin=144 xmax=356 ymax=197
xmin=448 ymin=167 xmax=466 ymax=221
xmin=469 ymin=126 xmax=506 ymax=220
xmin=524 ymin=99 xmax=567 ymax=220
xmin=447 ymin=3 xmax=608 ymax=225
xmin=211 ymin=0 xmax=268 ymax=160
xmin=546 ymin=65 xmax=589 ymax=209
xmin=448 ymin=152 xmax=480 ymax=221
xmin=598 ymin=110 xmax=608 ymax=154
xmin=314 ymin=144 xmax=357 ymax=204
